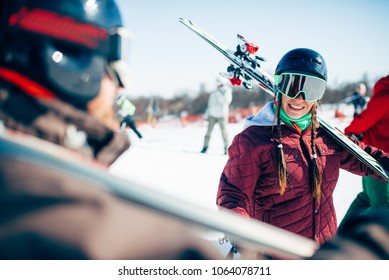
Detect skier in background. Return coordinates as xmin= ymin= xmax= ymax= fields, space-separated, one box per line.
xmin=116 ymin=94 xmax=143 ymax=139
xmin=340 ymin=75 xmax=389 ymax=226
xmin=351 ymin=82 xmax=369 ymax=117
xmin=146 ymin=96 xmax=160 ymax=127
xmin=217 ymin=48 xmax=389 ymax=249
xmin=200 ymin=77 xmax=232 ymax=155
xmin=334 ymin=82 xmax=368 ymax=120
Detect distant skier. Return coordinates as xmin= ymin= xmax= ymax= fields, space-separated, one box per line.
xmin=217 ymin=48 xmax=389 ymax=248
xmin=200 ymin=77 xmax=232 ymax=155
xmin=351 ymin=82 xmax=369 ymax=117
xmin=116 ymin=94 xmax=143 ymax=139
xmin=146 ymin=97 xmax=160 ymax=127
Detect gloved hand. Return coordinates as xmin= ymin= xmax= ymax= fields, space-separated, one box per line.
xmin=348 ymin=133 xmax=363 ymax=141
xmin=218 ymin=234 xmax=239 ymax=259
xmin=219 ymin=234 xmax=270 ymax=260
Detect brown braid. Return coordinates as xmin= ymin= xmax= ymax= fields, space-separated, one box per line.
xmin=310 ymin=103 xmax=322 ymax=203
xmin=275 ymin=93 xmax=287 ymax=195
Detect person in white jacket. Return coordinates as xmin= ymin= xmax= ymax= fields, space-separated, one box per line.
xmin=201 ymin=78 xmax=233 ymax=154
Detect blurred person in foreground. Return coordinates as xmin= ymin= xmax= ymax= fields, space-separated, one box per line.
xmin=200 ymin=77 xmax=232 ymax=155
xmin=0 ymin=0 xmax=221 ymax=260
xmin=340 ymin=75 xmax=389 ymax=226
xmin=310 ymin=209 xmax=389 ymax=260
xmin=237 ymin=209 xmax=389 ymax=260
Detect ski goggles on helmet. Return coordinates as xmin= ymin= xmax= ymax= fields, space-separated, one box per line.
xmin=103 ymin=27 xmax=132 ymax=89
xmin=11 ymin=6 xmax=132 ymax=89
xmin=274 ymin=73 xmax=326 ymax=102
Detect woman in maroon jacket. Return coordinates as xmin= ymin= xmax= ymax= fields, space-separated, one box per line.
xmin=340 ymin=75 xmax=389 ymax=224
xmin=217 ymin=49 xmax=389 ymax=246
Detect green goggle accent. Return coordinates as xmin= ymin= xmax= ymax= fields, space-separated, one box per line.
xmin=272 ymin=103 xmax=311 ymax=130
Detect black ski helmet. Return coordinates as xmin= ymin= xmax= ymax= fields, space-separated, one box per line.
xmin=275 ymin=48 xmax=327 ymax=81
xmin=0 ymin=0 xmax=130 ymax=108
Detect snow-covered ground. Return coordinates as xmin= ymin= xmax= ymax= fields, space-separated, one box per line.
xmin=109 ymin=103 xmax=361 ymax=254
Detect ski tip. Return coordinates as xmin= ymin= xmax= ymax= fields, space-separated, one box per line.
xmin=237 ymin=34 xmax=247 ymax=42
xmin=178 ymin=18 xmax=193 ymax=25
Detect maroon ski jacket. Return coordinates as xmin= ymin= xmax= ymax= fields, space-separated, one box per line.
xmin=217 ymin=102 xmax=389 ymax=245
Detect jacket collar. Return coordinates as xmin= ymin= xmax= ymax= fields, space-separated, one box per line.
xmin=243 ymin=101 xmax=280 ymax=129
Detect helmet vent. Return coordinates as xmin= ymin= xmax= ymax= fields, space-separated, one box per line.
xmin=311 ymin=58 xmax=321 ymax=65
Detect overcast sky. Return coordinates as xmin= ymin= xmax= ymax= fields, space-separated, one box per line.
xmin=116 ymin=0 xmax=389 ymax=98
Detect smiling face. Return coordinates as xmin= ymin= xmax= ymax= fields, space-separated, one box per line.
xmin=281 ymin=93 xmax=316 ymax=119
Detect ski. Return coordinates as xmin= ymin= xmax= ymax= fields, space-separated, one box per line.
xmin=179 ymin=17 xmax=389 ymax=183
xmin=0 ymin=136 xmax=317 ymax=259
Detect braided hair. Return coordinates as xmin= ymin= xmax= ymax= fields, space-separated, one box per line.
xmin=309 ymin=103 xmax=322 ymax=202
xmin=274 ymin=93 xmax=287 ymax=195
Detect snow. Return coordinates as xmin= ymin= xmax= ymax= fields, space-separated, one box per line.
xmin=109 ymin=104 xmax=362 ymax=253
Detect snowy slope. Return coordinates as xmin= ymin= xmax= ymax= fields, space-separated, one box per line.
xmin=109 ymin=104 xmax=362 ymax=254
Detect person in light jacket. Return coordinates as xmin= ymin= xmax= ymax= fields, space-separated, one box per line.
xmin=201 ymin=77 xmax=232 ymax=155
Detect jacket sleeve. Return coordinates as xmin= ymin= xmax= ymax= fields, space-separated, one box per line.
xmin=224 ymin=87 xmax=233 ymax=105
xmin=216 ymin=133 xmax=260 ymax=218
xmin=344 ymin=95 xmax=389 ymax=135
xmin=340 ymin=137 xmax=389 ymax=181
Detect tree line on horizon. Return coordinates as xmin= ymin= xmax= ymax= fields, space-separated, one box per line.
xmin=130 ymin=78 xmax=372 ymax=122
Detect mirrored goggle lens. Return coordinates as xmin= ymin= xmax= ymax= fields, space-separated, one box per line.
xmin=98 ymin=27 xmax=132 ymax=62
xmin=276 ymin=73 xmax=326 ymax=101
